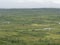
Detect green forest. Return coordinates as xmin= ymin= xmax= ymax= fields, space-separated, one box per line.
xmin=0 ymin=8 xmax=60 ymax=45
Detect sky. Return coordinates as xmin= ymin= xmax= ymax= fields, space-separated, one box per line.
xmin=0 ymin=0 xmax=60 ymax=8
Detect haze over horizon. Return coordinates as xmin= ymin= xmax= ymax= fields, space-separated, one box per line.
xmin=0 ymin=0 xmax=60 ymax=8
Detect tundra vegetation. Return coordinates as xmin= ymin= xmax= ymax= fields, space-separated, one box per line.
xmin=0 ymin=8 xmax=60 ymax=45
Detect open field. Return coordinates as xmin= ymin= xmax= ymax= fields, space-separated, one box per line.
xmin=0 ymin=8 xmax=60 ymax=45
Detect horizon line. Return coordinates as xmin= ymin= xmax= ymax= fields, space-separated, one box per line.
xmin=0 ymin=8 xmax=60 ymax=9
